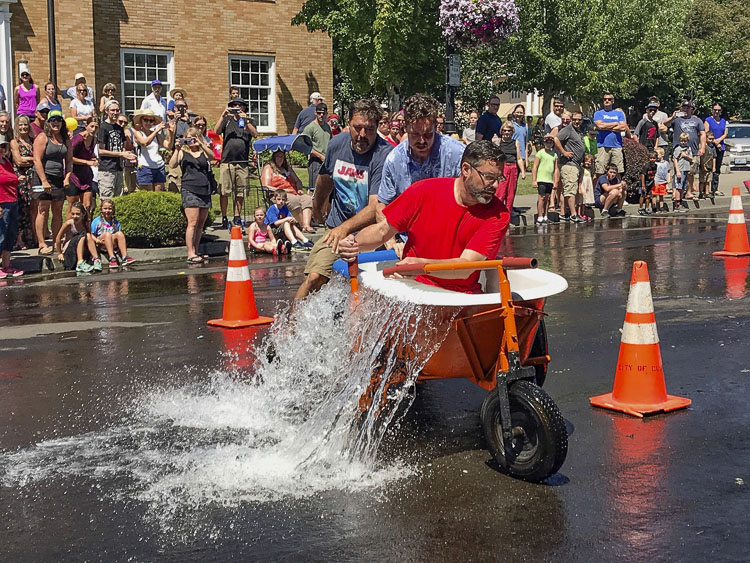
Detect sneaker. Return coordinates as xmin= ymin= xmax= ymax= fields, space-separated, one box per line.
xmin=76 ymin=260 xmax=93 ymax=273
xmin=1 ymin=267 xmax=23 ymax=277
xmin=714 ymin=190 xmax=724 ymax=196
xmin=681 ymin=200 xmax=689 ymax=210
xmin=560 ymin=214 xmax=571 ymax=222
xmin=617 ymin=208 xmax=627 ymax=217
xmin=609 ymin=207 xmax=620 ymax=217
xmin=108 ymin=256 xmax=119 ymax=269
xmin=232 ymin=216 xmax=242 ymax=226
xmin=571 ymin=215 xmax=583 ymax=223
xmin=303 ymin=240 xmax=314 ymax=249
xmin=601 ymin=208 xmax=609 ymax=217
xmin=221 ymin=216 xmax=229 ymax=230
xmin=276 ymin=239 xmax=284 ymax=255
xmin=638 ymin=208 xmax=647 ymax=216
xmin=284 ymin=241 xmax=292 ymax=254
xmin=536 ymin=216 xmax=544 ymax=225
xmin=542 ymin=216 xmax=548 ymax=223
xmin=291 ymin=242 xmax=306 ymax=252
xmin=92 ymin=258 xmax=102 ymax=272
xmin=122 ymin=256 xmax=136 ymax=266
xmin=661 ymin=204 xmax=670 ymax=213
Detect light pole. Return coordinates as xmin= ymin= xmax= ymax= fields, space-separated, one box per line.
xmin=47 ymin=0 xmax=57 ymax=85
xmin=444 ymin=41 xmax=459 ymax=135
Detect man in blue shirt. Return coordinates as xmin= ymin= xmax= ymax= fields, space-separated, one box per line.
xmin=294 ymin=99 xmax=393 ymax=301
xmin=378 ymin=94 xmax=465 ymax=205
xmin=475 ymin=96 xmax=502 ymax=142
xmin=594 ymin=93 xmax=629 ymax=181
xmin=292 ymin=92 xmax=325 ymax=134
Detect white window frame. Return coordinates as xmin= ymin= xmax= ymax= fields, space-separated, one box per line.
xmin=120 ymin=48 xmax=174 ymax=116
xmin=510 ymin=90 xmax=522 ymax=101
xmin=228 ymin=54 xmax=276 ymax=133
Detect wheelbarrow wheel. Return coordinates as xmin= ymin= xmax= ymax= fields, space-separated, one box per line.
xmin=528 ymin=320 xmax=548 ymax=387
xmin=481 ymin=380 xmax=568 ymax=482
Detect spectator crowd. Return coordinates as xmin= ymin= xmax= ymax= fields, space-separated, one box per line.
xmin=0 ymin=67 xmax=734 ymax=280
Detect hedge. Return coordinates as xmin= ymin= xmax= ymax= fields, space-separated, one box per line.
xmin=111 ymin=191 xmax=217 ymax=248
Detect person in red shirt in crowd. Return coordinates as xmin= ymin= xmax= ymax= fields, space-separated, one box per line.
xmin=338 ymin=140 xmax=509 ymax=293
xmin=0 ymin=133 xmax=23 ymax=277
xmin=327 ymin=113 xmax=342 ymax=137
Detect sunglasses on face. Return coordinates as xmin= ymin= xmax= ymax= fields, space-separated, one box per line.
xmin=49 ymin=117 xmax=63 ymax=123
xmin=143 ymin=118 xmax=155 ymax=123
xmin=603 ymin=97 xmax=614 ymax=101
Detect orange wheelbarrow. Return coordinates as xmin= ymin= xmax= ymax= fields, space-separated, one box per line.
xmin=348 ymin=255 xmax=569 ymax=482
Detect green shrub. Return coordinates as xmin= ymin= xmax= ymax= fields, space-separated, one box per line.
xmin=112 ymin=191 xmax=217 ymax=248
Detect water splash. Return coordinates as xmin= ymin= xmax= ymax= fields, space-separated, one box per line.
xmin=1 ymin=278 xmax=456 ymax=518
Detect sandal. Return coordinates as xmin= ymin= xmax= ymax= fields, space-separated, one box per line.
xmin=302 ymin=227 xmax=316 ymax=234
xmin=38 ymin=246 xmax=53 ymax=255
xmin=186 ymin=256 xmax=203 ymax=264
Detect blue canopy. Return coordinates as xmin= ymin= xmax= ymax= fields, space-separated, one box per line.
xmin=252 ymin=134 xmax=313 ymax=155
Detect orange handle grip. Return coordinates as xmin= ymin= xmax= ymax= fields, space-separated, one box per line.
xmin=381 ymin=257 xmax=537 ymax=277
xmin=348 ymin=260 xmax=359 ymax=293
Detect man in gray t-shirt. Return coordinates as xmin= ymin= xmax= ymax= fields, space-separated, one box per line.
xmin=553 ymin=111 xmax=586 ymax=221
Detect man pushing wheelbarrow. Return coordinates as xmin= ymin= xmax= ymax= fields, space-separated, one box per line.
xmin=338 ymin=141 xmax=569 ymax=482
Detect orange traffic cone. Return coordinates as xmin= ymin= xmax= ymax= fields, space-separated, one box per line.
xmin=713 ymin=186 xmax=750 ymax=257
xmin=207 ymin=226 xmax=273 ymax=328
xmin=590 ymin=261 xmax=691 ymax=417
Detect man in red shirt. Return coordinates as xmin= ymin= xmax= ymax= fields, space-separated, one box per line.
xmin=338 ymin=140 xmax=510 ymax=293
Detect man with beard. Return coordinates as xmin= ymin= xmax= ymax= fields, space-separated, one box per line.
xmin=294 ymin=98 xmax=393 ymax=301
xmin=338 ymin=141 xmax=510 ymax=294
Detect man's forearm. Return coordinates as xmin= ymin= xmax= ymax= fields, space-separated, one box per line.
xmin=354 ymin=220 xmax=393 ymax=252
xmin=338 ymin=204 xmax=377 ymax=237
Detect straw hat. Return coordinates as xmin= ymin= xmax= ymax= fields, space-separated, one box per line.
xmin=170 ymin=87 xmax=187 ymax=100
xmin=132 ymin=109 xmax=162 ymax=127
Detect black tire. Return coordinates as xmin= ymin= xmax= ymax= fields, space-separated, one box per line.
xmin=528 ymin=320 xmax=548 ymax=387
xmin=480 ymin=380 xmax=568 ymax=482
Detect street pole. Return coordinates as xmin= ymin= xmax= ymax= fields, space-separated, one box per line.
xmin=444 ymin=41 xmax=457 ymax=135
xmin=47 ymin=0 xmax=57 ymax=85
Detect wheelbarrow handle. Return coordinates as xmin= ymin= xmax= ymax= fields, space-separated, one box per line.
xmin=381 ymin=257 xmax=537 ymax=277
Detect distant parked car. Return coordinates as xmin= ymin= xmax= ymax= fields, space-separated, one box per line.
xmin=725 ymin=121 xmax=750 ymax=170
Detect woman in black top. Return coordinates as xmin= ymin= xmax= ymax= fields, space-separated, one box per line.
xmin=168 ymin=126 xmax=214 ymax=264
xmin=32 ymin=110 xmax=72 ymax=254
xmin=495 ymin=121 xmax=526 ymax=210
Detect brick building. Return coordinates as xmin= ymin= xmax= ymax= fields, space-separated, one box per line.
xmin=1 ymin=0 xmax=332 ymax=135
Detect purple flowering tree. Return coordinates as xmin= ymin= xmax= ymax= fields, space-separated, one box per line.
xmin=439 ymin=0 xmax=520 ymax=50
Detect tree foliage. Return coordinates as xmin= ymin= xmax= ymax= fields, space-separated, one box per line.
xmin=458 ymin=0 xmax=690 ymax=114
xmin=292 ymin=0 xmax=445 ymax=106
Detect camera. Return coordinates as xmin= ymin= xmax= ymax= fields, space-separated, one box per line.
xmin=229 ymin=107 xmax=241 ymax=114
xmin=177 ymin=137 xmax=195 ymax=146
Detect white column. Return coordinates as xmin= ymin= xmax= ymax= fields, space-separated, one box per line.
xmin=533 ymin=89 xmax=540 ymax=116
xmin=525 ymin=92 xmax=532 ymax=115
xmin=0 ymin=1 xmax=15 ymax=116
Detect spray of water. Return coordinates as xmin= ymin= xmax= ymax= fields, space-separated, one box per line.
xmin=1 ymin=278 xmax=457 ymax=516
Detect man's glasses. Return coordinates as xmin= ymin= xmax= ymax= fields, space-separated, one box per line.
xmin=603 ymin=97 xmax=614 ymax=101
xmin=489 ymin=103 xmax=500 ymax=107
xmin=471 ymin=164 xmax=505 ymax=185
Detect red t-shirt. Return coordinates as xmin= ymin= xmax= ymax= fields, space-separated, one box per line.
xmin=382 ymin=177 xmax=510 ymax=293
xmin=0 ymin=158 xmax=19 ymax=203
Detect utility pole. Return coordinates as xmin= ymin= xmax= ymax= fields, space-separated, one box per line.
xmin=47 ymin=0 xmax=57 ymax=85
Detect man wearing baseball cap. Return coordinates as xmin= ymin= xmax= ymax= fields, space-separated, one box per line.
xmin=292 ymin=92 xmax=325 ymax=134
xmin=63 ymin=73 xmax=94 ymax=102
xmin=140 ymin=80 xmax=167 ymax=122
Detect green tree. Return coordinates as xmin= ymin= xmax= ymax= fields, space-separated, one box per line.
xmin=458 ymin=0 xmax=689 ymax=114
xmin=293 ymin=0 xmax=445 ymax=107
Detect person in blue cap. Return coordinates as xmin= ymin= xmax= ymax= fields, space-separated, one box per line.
xmin=140 ymin=80 xmax=167 ymax=122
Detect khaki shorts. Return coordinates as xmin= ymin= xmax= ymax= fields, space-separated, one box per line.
xmin=689 ymin=160 xmax=700 ymax=177
xmin=98 ymin=170 xmax=124 ymax=199
xmin=560 ymin=164 xmax=581 ymax=197
xmin=303 ymin=235 xmax=337 ymax=279
xmin=287 ymin=192 xmax=313 ymax=212
xmin=595 ymin=147 xmax=624 ymax=174
xmin=219 ymin=163 xmax=248 ymax=198
xmin=166 ymin=165 xmax=181 ymax=193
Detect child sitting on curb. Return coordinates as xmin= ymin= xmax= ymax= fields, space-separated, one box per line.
xmin=249 ymin=206 xmax=291 ymax=255
xmin=264 ymin=189 xmax=314 ymax=252
xmin=55 ymin=201 xmax=101 ymax=272
xmin=91 ymin=199 xmax=136 ymax=268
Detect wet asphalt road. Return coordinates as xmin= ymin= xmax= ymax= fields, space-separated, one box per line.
xmin=1 ymin=208 xmax=749 ymax=561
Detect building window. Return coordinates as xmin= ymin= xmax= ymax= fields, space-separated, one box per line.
xmin=120 ymin=48 xmax=174 ymax=116
xmin=229 ymin=55 xmax=275 ymax=132
xmin=510 ymin=90 xmax=522 ymax=100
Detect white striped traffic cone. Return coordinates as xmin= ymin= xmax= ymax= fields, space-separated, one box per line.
xmin=207 ymin=226 xmax=273 ymax=328
xmin=714 ymin=186 xmax=750 ymax=257
xmin=590 ymin=261 xmax=691 ymax=417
